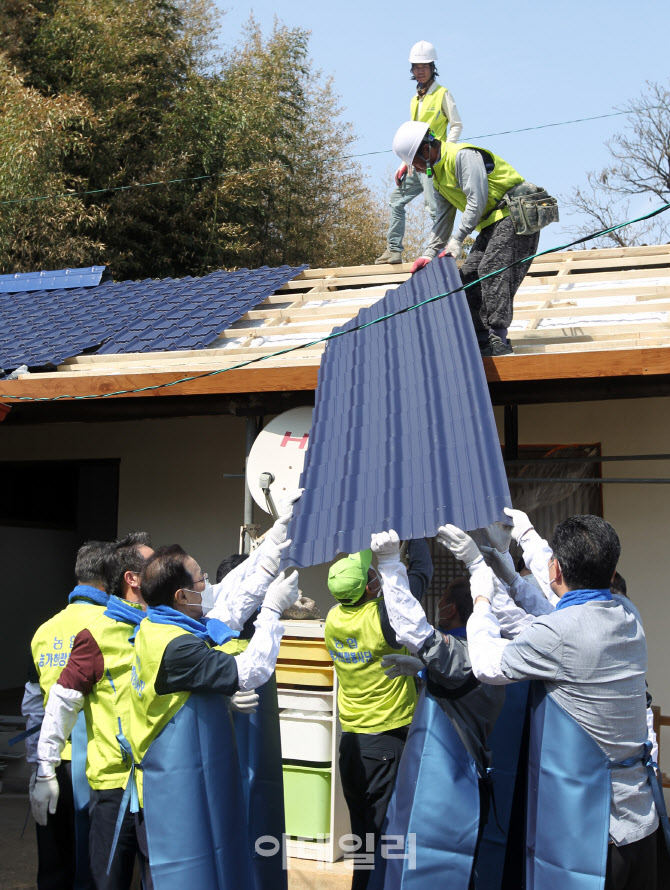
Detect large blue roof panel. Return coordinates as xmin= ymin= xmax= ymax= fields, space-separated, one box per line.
xmin=0 ymin=265 xmax=306 ymax=372
xmin=284 ymin=257 xmax=511 ymax=569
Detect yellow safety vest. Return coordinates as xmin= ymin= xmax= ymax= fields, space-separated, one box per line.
xmin=130 ymin=620 xmax=236 ymax=805
xmin=433 ymin=141 xmax=525 ymax=230
xmin=81 ymin=603 xmax=145 ymax=790
xmin=410 ymin=85 xmax=449 ymax=142
xmin=220 ymin=638 xmax=250 ymax=655
xmin=129 ymin=621 xmax=191 ymax=806
xmin=325 ymin=599 xmax=417 ymax=733
xmin=31 ymin=601 xmax=104 ymax=761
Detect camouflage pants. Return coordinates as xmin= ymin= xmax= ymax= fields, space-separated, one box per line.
xmin=459 ymin=216 xmax=540 ymax=333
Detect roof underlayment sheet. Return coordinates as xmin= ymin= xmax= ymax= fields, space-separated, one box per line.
xmin=284 ymin=257 xmax=511 ymax=569
xmin=0 ymin=265 xmax=305 ymax=373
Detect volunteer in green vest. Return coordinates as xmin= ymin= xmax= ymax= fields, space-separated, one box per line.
xmin=24 ymin=540 xmax=113 ymax=890
xmin=33 ymin=532 xmax=153 ymax=890
xmin=375 ymin=41 xmax=462 ymax=266
xmin=128 ymin=544 xmax=300 ymax=890
xmin=393 ymin=120 xmax=557 ymax=356
xmin=324 ymin=538 xmax=432 ymax=890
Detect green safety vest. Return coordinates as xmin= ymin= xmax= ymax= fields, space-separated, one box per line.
xmin=325 ymin=599 xmax=417 ymax=733
xmin=81 ymin=603 xmax=145 ymax=790
xmin=131 ymin=620 xmax=236 ymax=805
xmin=433 ymin=141 xmax=525 ymax=230
xmin=410 ymin=85 xmax=449 ymax=142
xmin=31 ymin=601 xmax=104 ymax=761
xmin=220 ymin=637 xmax=250 ymax=655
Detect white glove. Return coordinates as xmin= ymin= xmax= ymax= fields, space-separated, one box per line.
xmin=381 ymin=654 xmax=424 ymax=678
xmin=230 ymin=690 xmax=259 ymax=713
xmin=480 ymin=545 xmax=517 ymax=587
xmin=29 ymin=766 xmax=37 ymax=796
xmin=370 ymin=530 xmax=401 ymax=563
xmin=31 ymin=771 xmax=59 ymax=826
xmin=262 ymin=570 xmax=299 ymax=616
xmin=469 ymin=562 xmax=496 ymax=604
xmin=485 ymin=521 xmax=512 ymax=554
xmin=260 ymin=538 xmax=291 ymax=577
xmin=436 ymin=525 xmax=482 ymax=568
xmin=266 ymin=490 xmax=303 ymax=546
xmin=444 ymin=237 xmax=463 ymax=259
xmin=503 ymin=508 xmax=534 ymax=543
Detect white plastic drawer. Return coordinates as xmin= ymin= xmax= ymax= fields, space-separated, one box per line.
xmin=280 ymin=713 xmax=333 ymax=762
xmin=277 ymin=689 xmax=333 ymax=713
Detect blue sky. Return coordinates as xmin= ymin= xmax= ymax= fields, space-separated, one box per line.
xmin=215 ymin=0 xmax=670 ymax=249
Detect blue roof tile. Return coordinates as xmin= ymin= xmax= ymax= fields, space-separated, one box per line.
xmin=0 ymin=264 xmax=306 ymax=371
xmin=0 ymin=266 xmax=106 ymax=294
xmin=283 ymin=258 xmax=511 ymax=569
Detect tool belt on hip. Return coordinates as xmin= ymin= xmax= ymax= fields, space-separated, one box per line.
xmin=483 ymin=182 xmax=560 ymax=235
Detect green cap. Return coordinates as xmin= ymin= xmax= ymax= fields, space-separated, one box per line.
xmin=328 ymin=549 xmax=373 ymax=605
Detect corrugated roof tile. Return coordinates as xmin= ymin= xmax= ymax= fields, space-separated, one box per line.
xmin=283 ymin=258 xmax=511 ymax=569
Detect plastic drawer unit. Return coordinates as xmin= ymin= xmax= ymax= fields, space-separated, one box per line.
xmin=278 ymin=619 xmax=350 ymax=862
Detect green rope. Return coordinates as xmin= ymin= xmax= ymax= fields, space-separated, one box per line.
xmin=2 ymin=199 xmax=669 ymax=403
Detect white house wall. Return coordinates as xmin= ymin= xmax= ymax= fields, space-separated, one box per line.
xmin=1 ymin=399 xmax=669 ymax=722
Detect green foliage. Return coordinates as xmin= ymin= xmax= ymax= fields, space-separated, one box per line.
xmin=0 ymin=55 xmax=103 ymax=269
xmin=0 ymin=3 xmax=384 ymax=277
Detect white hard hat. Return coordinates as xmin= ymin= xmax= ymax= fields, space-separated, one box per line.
xmin=409 ymin=41 xmax=438 ymax=64
xmin=392 ymin=121 xmax=430 ymax=166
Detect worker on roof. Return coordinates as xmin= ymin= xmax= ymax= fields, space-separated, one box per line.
xmin=33 ymin=533 xmax=153 ymax=890
xmin=24 ymin=540 xmax=113 ymax=890
xmin=324 ymin=537 xmax=432 ymax=890
xmin=375 ymin=41 xmax=462 ymax=267
xmin=392 ymin=120 xmax=558 ymax=356
xmin=127 ymin=536 xmax=299 ymax=890
xmin=441 ymin=512 xmax=670 ymax=889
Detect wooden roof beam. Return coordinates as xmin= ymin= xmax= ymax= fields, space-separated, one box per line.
xmin=3 ymin=347 xmax=670 ymax=403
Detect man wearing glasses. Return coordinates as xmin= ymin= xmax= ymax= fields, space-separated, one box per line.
xmin=127 ymin=543 xmax=299 ymax=890
xmin=440 ymin=513 xmax=667 ymax=890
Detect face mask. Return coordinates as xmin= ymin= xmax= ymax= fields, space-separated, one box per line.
xmin=200 ymin=580 xmax=215 ymax=616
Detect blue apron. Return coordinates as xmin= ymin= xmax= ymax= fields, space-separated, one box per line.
xmin=141 ymin=695 xmax=254 ymax=890
xmin=371 ymin=688 xmax=480 ymax=889
xmin=475 ymin=681 xmax=530 ymax=890
xmin=526 ymin=683 xmax=611 ymax=889
xmin=70 ymin=712 xmax=94 ymax=889
xmin=232 ymin=674 xmax=287 ymax=890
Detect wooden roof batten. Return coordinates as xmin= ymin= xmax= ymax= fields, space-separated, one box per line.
xmin=3 ymin=244 xmax=670 ymax=404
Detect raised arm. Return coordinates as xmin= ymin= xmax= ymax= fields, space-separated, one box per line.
xmin=504 ymin=507 xmax=557 ymax=604
xmin=371 ymin=531 xmax=433 ymax=654
xmin=209 ymin=490 xmax=302 ymax=615
xmin=406 ymin=538 xmax=434 ymax=603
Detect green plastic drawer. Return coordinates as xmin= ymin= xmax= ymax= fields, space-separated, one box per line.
xmin=282 ymin=764 xmax=331 ymax=837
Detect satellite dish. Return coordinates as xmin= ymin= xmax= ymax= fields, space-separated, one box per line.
xmin=246 ymin=407 xmax=314 ymax=514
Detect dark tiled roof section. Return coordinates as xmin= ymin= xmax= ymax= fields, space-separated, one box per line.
xmin=0 ymin=266 xmax=306 ymax=371
xmin=283 ymin=257 xmax=511 ymax=569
